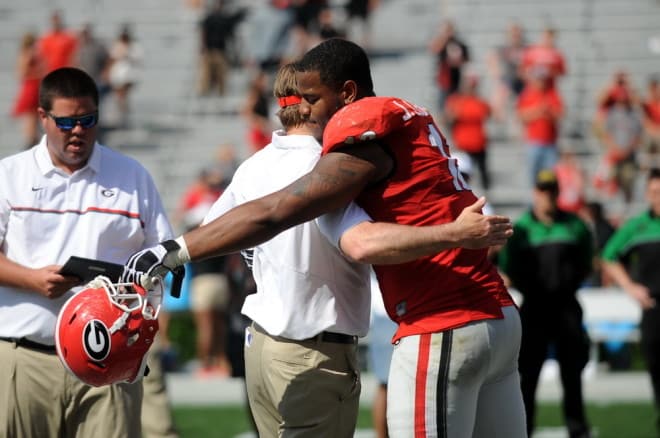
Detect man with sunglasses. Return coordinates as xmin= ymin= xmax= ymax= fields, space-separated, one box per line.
xmin=0 ymin=67 xmax=177 ymax=438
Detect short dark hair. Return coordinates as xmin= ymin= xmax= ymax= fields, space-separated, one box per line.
xmin=39 ymin=67 xmax=99 ymax=112
xmin=648 ymin=168 xmax=660 ymax=182
xmin=294 ymin=38 xmax=374 ymax=95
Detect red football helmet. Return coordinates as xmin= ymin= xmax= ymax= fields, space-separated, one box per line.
xmin=55 ymin=275 xmax=161 ymax=387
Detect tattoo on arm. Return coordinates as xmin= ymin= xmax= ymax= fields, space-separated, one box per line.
xmin=287 ymin=153 xmax=371 ymax=201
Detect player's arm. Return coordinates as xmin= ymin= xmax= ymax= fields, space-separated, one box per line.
xmin=338 ymin=197 xmax=513 ymax=264
xmin=122 ymin=143 xmax=392 ymax=285
xmin=187 ymin=143 xmax=390 ymax=257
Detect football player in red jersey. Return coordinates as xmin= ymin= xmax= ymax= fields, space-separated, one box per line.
xmin=123 ymin=38 xmax=524 ymax=437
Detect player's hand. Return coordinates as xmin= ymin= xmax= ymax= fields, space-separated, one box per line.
xmin=31 ymin=265 xmax=83 ymax=299
xmin=626 ymin=283 xmax=656 ymax=309
xmin=454 ymin=197 xmax=513 ymax=249
xmin=122 ymin=240 xmax=183 ymax=290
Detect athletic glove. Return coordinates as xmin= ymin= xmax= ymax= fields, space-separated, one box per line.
xmin=122 ymin=239 xmax=189 ymax=297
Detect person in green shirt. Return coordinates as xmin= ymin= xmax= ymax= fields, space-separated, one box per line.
xmin=499 ymin=169 xmax=594 ymax=438
xmin=602 ymin=167 xmax=660 ymax=432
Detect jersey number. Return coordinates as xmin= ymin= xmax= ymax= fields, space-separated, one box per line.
xmin=427 ymin=123 xmax=469 ymax=191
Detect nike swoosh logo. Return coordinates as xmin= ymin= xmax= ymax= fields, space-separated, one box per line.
xmin=31 ymin=187 xmax=43 ymax=192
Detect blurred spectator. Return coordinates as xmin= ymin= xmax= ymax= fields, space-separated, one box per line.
xmin=77 ymin=23 xmax=111 ymax=99
xmin=38 ymin=11 xmax=78 ymax=73
xmin=317 ymin=6 xmax=346 ymax=42
xmin=11 ymin=32 xmax=45 ymax=149
xmin=141 ymin=329 xmax=180 ymax=438
xmin=428 ymin=20 xmax=470 ymax=115
xmin=487 ymin=21 xmax=527 ymax=131
xmin=367 ymin=272 xmax=397 ymax=438
xmin=160 ymin=269 xmax=194 ymax=372
xmin=247 ymin=1 xmax=295 ymax=71
xmin=108 ymin=24 xmax=143 ymax=126
xmin=289 ymin=0 xmax=327 ymax=57
xmin=520 ymin=26 xmax=566 ymax=87
xmin=344 ymin=0 xmax=380 ymax=48
xmin=184 ymin=0 xmax=204 ymax=9
xmin=498 ymin=169 xmax=593 ymax=438
xmin=178 ymin=166 xmax=233 ymax=378
xmin=517 ymin=66 xmax=564 ymax=187
xmin=452 ymin=150 xmax=494 ymax=216
xmin=602 ymin=168 xmax=660 ymax=434
xmin=197 ymin=0 xmax=246 ymax=96
xmin=445 ymin=72 xmax=492 ymax=190
xmin=640 ymin=75 xmax=660 ymax=170
xmin=241 ymin=71 xmax=272 ymax=153
xmin=592 ymin=80 xmax=643 ymax=205
xmin=596 ymin=70 xmax=639 ymax=113
xmin=554 ymin=146 xmax=587 ymax=214
xmin=581 ymin=201 xmax=617 ymax=287
xmin=224 ymin=251 xmax=257 ymax=434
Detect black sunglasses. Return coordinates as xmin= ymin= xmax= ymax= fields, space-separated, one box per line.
xmin=48 ymin=111 xmax=99 ymax=130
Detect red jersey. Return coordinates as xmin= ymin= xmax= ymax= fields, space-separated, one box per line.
xmin=517 ymin=87 xmax=563 ymax=144
xmin=445 ymin=94 xmax=491 ymax=153
xmin=321 ymin=97 xmax=513 ymax=341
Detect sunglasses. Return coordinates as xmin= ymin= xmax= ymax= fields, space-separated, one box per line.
xmin=48 ymin=111 xmax=99 ymax=130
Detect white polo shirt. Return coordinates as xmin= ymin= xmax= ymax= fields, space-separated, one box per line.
xmin=203 ymin=130 xmax=372 ymax=339
xmin=0 ymin=136 xmax=172 ymax=345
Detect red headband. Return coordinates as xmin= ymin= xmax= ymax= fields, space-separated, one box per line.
xmin=278 ymin=95 xmax=302 ymax=108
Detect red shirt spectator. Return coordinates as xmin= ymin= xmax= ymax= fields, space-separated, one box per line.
xmin=520 ymin=27 xmax=566 ymax=86
xmin=38 ymin=11 xmax=78 ymax=73
xmin=643 ymin=77 xmax=660 ymax=127
xmin=445 ymin=90 xmax=491 ymax=153
xmin=554 ymin=150 xmax=586 ymax=213
xmin=517 ymin=75 xmax=563 ymax=144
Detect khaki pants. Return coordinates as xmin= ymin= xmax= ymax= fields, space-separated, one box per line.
xmin=245 ymin=323 xmax=361 ymax=438
xmin=141 ymin=336 xmax=179 ymax=438
xmin=0 ymin=340 xmax=142 ymax=438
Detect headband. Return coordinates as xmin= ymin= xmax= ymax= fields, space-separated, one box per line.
xmin=278 ymin=95 xmax=302 ymax=108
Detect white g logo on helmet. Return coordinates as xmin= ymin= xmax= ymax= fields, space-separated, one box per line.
xmin=83 ymin=320 xmax=111 ymax=361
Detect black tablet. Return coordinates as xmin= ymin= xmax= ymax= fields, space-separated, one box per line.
xmin=59 ymin=256 xmax=124 ymax=283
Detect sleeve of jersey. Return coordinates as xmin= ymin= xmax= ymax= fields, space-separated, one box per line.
xmin=601 ymin=220 xmax=637 ymax=262
xmin=321 ymin=98 xmax=407 ymax=155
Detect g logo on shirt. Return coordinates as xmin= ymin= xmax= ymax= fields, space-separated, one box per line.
xmin=83 ymin=320 xmax=111 ymax=361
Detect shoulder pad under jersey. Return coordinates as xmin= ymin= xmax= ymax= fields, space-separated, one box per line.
xmin=322 ymin=97 xmax=431 ymax=154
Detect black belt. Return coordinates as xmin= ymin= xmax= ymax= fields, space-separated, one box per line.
xmin=253 ymin=323 xmax=357 ymax=345
xmin=0 ymin=337 xmax=57 ymax=353
xmin=314 ymin=332 xmax=357 ymax=345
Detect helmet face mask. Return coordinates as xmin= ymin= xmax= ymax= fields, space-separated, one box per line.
xmin=55 ymin=276 xmax=161 ymax=387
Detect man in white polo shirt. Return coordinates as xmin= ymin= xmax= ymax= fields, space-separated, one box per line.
xmin=0 ymin=67 xmax=175 ymax=438
xmin=198 ymin=64 xmax=513 ymax=438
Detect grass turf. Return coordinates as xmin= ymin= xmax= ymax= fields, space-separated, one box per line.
xmin=172 ymin=402 xmax=657 ymax=438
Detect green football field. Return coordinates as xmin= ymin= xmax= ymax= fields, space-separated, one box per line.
xmin=172 ymin=402 xmax=657 ymax=438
